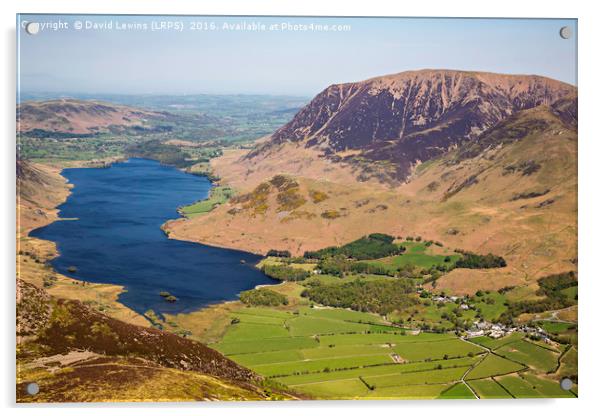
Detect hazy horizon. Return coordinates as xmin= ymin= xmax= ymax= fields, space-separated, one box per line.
xmin=18 ymin=15 xmax=577 ymax=97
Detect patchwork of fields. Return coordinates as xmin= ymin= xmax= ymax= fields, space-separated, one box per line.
xmin=211 ymin=306 xmax=575 ymax=399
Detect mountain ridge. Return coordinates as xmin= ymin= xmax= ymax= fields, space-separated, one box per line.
xmin=17 ymin=98 xmax=171 ymax=135
xmin=249 ymin=69 xmax=576 ymax=183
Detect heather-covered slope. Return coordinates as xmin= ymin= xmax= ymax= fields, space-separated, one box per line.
xmin=16 ymin=279 xmax=289 ymax=402
xmin=248 ymin=70 xmax=575 ymax=183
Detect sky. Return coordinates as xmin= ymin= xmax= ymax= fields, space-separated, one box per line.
xmin=17 ymin=15 xmax=577 ymax=97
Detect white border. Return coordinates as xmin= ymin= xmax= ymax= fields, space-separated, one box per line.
xmin=3 ymin=1 xmax=600 ymax=415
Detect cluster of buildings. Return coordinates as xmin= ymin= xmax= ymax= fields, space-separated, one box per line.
xmin=465 ymin=320 xmax=552 ymax=343
xmin=431 ymin=294 xmax=471 ymax=310
xmin=425 ymin=292 xmax=555 ymax=344
xmin=465 ymin=321 xmax=514 ymax=339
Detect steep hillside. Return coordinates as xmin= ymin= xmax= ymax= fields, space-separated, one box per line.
xmin=168 ymin=101 xmax=576 ymax=294
xmin=16 ymin=158 xmax=69 ymax=233
xmin=16 ymin=279 xmax=290 ymax=402
xmin=245 ymin=70 xmax=575 ymax=184
xmin=17 ymin=99 xmax=172 ymax=135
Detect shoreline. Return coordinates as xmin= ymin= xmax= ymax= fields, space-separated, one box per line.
xmin=255 ymin=281 xmax=286 ymax=290
xmin=18 ymin=158 xmax=149 ymax=327
xmin=163 ymin=221 xmax=266 ymax=257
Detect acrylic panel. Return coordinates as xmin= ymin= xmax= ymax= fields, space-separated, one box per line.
xmin=16 ymin=14 xmax=577 ymax=402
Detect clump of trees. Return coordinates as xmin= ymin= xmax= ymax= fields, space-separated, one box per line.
xmin=349 ymin=261 xmax=391 ymax=276
xmin=262 ymin=264 xmax=310 ymax=281
xmin=126 ymin=140 xmax=192 ymax=168
xmin=498 ymin=271 xmax=577 ymax=324
xmin=454 ymin=251 xmax=507 ymax=269
xmin=303 ymin=279 xmax=417 ymax=315
xmin=240 ymin=288 xmax=288 ymax=306
xmin=266 ymin=249 xmax=291 ymax=258
xmin=304 ymin=233 xmax=404 ymax=261
xmin=536 ymin=271 xmax=577 ymax=296
xmin=316 ymin=255 xmax=393 ymax=277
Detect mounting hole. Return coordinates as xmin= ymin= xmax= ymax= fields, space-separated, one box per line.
xmin=26 ymin=382 xmax=39 ymax=395
xmin=559 ymin=26 xmax=572 ymax=40
xmin=560 ymin=378 xmax=573 ymax=391
xmin=25 ymin=22 xmax=40 ymax=35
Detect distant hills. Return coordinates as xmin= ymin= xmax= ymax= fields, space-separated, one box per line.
xmin=17 ymin=95 xmax=306 ymax=142
xmin=17 ymin=99 xmax=172 ymax=136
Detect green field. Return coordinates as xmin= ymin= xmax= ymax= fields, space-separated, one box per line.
xmin=363 ymin=366 xmax=468 ymax=387
xmin=179 ymin=186 xmax=234 ymax=217
xmin=317 ymin=331 xmax=453 ymax=346
xmin=520 ymin=372 xmax=575 ymax=397
xmin=274 ymin=356 xmax=480 ymax=385
xmin=215 ymin=336 xmax=318 ymax=355
xmin=495 ymin=340 xmax=559 ymax=372
xmin=230 ymin=349 xmax=302 ymax=366
xmin=367 ymin=384 xmax=453 ymax=400
xmin=220 ymin=322 xmax=290 ymax=342
xmin=257 ymin=257 xmax=317 ymax=272
xmin=535 ymin=320 xmax=577 ymax=334
xmin=299 ymin=307 xmax=385 ymax=324
xmin=470 ymin=332 xmax=524 ymax=350
xmin=366 ymin=242 xmax=461 ymax=272
xmin=438 ymin=383 xmax=476 ymax=399
xmin=299 ymin=344 xmax=392 ymax=360
xmin=556 ymin=346 xmax=577 ymax=381
xmin=494 ymin=372 xmax=575 ymax=398
xmin=560 ymin=286 xmax=578 ymax=300
xmin=392 ymin=338 xmax=485 ymax=361
xmin=470 ymin=292 xmax=509 ymax=321
xmin=495 ymin=374 xmax=543 ymax=398
xmin=212 ymin=306 xmax=548 ymax=399
xmin=287 ymin=315 xmax=371 ymax=336
xmin=292 ymin=378 xmax=458 ymax=400
xmin=465 ymin=354 xmax=525 ymax=380
xmin=467 ymin=378 xmax=513 ymax=399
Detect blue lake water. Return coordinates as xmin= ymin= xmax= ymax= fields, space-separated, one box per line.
xmin=31 ymin=158 xmax=276 ymax=316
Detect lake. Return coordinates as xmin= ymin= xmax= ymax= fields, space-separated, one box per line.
xmin=31 ymin=158 xmax=277 ymax=316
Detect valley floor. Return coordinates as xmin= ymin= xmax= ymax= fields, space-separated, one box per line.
xmin=208 ymin=304 xmax=577 ymax=399
xmin=16 ymin=157 xmax=578 ymax=401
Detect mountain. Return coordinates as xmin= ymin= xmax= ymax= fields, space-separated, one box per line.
xmin=168 ymin=69 xmax=577 ymax=293
xmin=17 ymin=99 xmax=172 ymax=136
xmin=248 ymin=69 xmax=576 ymax=183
